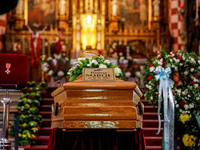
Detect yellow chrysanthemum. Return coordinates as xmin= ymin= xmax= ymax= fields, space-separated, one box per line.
xmin=22 ymin=123 xmax=27 ymax=127
xmin=31 ymin=134 xmax=36 ymax=138
xmin=179 ymin=114 xmax=191 ymax=124
xmin=182 ymin=134 xmax=197 ymax=147
xmin=32 ymin=127 xmax=38 ymax=133
xmin=18 ymin=133 xmax=21 ymax=137
xmin=22 ymin=134 xmax=26 ymax=139
xmin=27 ymin=133 xmax=31 ymax=138
xmin=25 ymin=104 xmax=30 ymax=108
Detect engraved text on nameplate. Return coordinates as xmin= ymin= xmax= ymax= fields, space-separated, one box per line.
xmin=83 ymin=68 xmax=116 ymax=81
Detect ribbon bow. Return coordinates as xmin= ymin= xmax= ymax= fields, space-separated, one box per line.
xmin=154 ymin=67 xmax=174 ymax=150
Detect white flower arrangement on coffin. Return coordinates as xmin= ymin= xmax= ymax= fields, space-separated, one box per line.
xmin=68 ymin=55 xmax=123 ymax=81
xmin=41 ymin=53 xmax=70 ymax=79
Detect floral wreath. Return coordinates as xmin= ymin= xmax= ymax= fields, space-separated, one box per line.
xmin=68 ymin=55 xmax=123 ymax=81
xmin=142 ymin=49 xmax=200 ymax=149
xmin=41 ymin=53 xmax=70 ymax=78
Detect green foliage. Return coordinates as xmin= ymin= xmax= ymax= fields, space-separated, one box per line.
xmin=68 ymin=56 xmax=123 ymax=81
xmin=9 ymin=81 xmax=47 ymax=146
xmin=142 ymin=49 xmax=200 ymax=149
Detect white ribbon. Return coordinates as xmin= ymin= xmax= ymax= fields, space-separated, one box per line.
xmin=154 ymin=67 xmax=174 ymax=150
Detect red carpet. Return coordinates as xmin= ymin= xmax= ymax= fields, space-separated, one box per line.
xmin=25 ymin=89 xmax=164 ymax=150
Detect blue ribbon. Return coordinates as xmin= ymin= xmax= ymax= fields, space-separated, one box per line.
xmin=154 ymin=67 xmax=174 ymax=150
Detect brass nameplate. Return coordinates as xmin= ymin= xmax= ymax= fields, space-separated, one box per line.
xmin=83 ymin=68 xmax=116 ymax=82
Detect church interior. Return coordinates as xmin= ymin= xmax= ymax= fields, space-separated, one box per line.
xmin=0 ymin=0 xmax=200 ymax=150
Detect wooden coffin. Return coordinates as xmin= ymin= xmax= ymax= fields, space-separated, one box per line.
xmin=51 ymin=79 xmax=143 ymax=130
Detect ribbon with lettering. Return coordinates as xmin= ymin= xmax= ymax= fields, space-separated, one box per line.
xmin=154 ymin=67 xmax=174 ymax=150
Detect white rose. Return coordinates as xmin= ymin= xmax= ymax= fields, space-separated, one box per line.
xmin=89 ymin=60 xmax=98 ymax=66
xmin=196 ymin=97 xmax=199 ymax=100
xmin=184 ymin=71 xmax=188 ymax=75
xmin=135 ymin=71 xmax=141 ymax=77
xmin=158 ymin=61 xmax=162 ymax=65
xmin=47 ymin=57 xmax=53 ymax=61
xmin=43 ymin=67 xmax=49 ymax=72
xmin=99 ymin=64 xmax=107 ymax=68
xmin=53 ymin=59 xmax=57 ymax=66
xmin=77 ymin=60 xmax=83 ymax=66
xmin=125 ymin=72 xmax=131 ymax=78
xmin=146 ymin=85 xmax=152 ymax=90
xmin=180 ymin=63 xmax=183 ymax=66
xmin=198 ymin=60 xmax=200 ymax=64
xmin=104 ymin=60 xmax=111 ymax=64
xmin=65 ymin=57 xmax=69 ymax=61
xmin=54 ymin=54 xmax=61 ymax=59
xmin=42 ymin=62 xmax=49 ymax=67
xmin=166 ymin=64 xmax=171 ymax=68
xmin=184 ymin=104 xmax=189 ymax=110
xmin=57 ymin=71 xmax=64 ymax=77
xmin=194 ymin=77 xmax=199 ymax=82
xmin=48 ymin=70 xmax=53 ymax=76
xmin=150 ymin=66 xmax=155 ymax=72
xmin=194 ymin=84 xmax=198 ymax=88
xmin=119 ymin=52 xmax=123 ymax=56
xmin=190 ymin=68 xmax=194 ymax=72
xmin=176 ymin=104 xmax=179 ymax=108
xmin=114 ymin=67 xmax=122 ymax=76
xmin=150 ymin=96 xmax=153 ymax=100
xmin=112 ymin=42 xmax=117 ymax=49
xmin=78 ymin=58 xmax=85 ymax=61
xmin=68 ymin=67 xmax=75 ymax=72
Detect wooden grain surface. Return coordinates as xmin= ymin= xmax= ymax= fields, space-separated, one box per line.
xmin=51 ymin=80 xmax=143 ymax=129
xmin=51 ymin=81 xmax=136 ymax=97
xmin=63 ymin=106 xmax=137 ymax=120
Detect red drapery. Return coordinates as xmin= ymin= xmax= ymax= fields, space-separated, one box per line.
xmin=55 ymin=37 xmax=62 ymax=55
xmin=47 ymin=128 xmax=146 ymax=150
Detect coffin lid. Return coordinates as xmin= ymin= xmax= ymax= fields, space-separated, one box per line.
xmin=51 ymin=79 xmax=139 ymax=97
